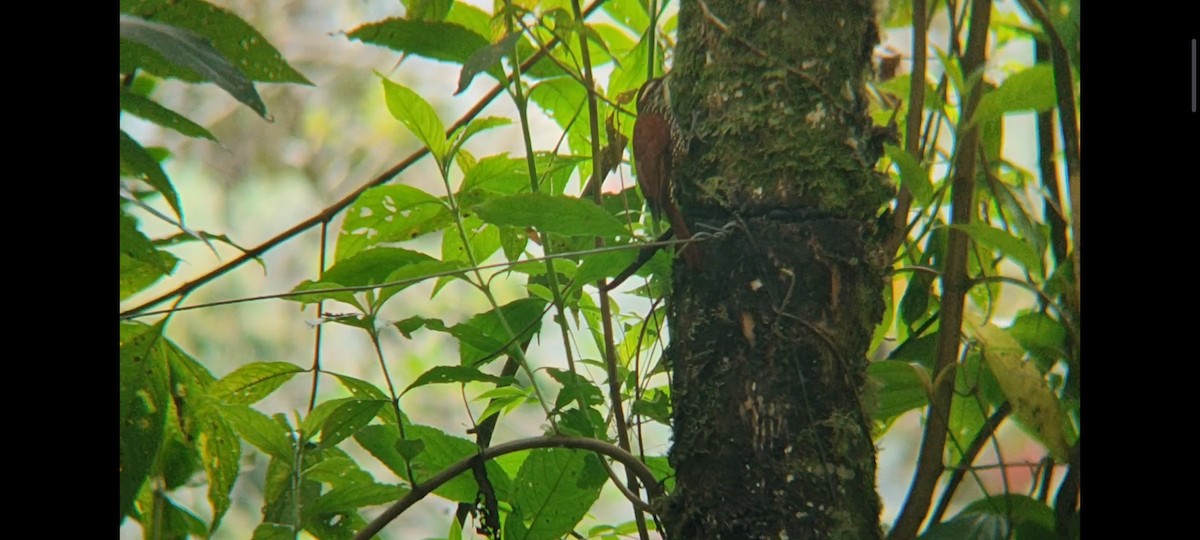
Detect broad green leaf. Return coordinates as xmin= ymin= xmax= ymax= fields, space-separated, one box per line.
xmin=120 ymin=0 xmax=309 ymax=83
xmin=457 ymin=298 xmax=548 ymax=366
xmin=642 ymin=455 xmax=675 ymax=492
xmin=529 ymin=78 xmax=588 ymax=131
xmin=445 ymin=1 xmax=492 ymax=38
xmin=251 ymin=523 xmax=296 ymax=540
xmin=380 ymin=76 xmax=450 ymax=162
xmin=284 ymin=280 xmax=361 ymax=309
xmin=305 ymin=483 xmax=408 ymax=516
xmin=510 ymin=448 xmax=607 ymax=540
xmin=971 ymin=323 xmax=1070 ymax=462
xmin=899 ymin=271 xmax=934 ymax=327
xmin=119 ymin=208 xmax=165 ymax=271
xmin=119 ymin=89 xmax=216 ymax=141
xmin=918 ymin=511 xmax=1007 ymax=540
xmin=404 ymin=0 xmax=453 ymax=21
xmin=602 ymin=0 xmax=650 ymax=34
xmin=441 ymin=216 xmax=501 ymax=267
xmin=331 ymin=246 xmax=440 ymax=286
xmin=320 ymin=399 xmax=386 ymax=449
xmin=221 ymin=404 xmax=295 ymax=463
xmin=961 ymin=494 xmax=1056 ymax=530
xmin=547 ymin=368 xmax=604 ymax=411
xmin=460 ymin=154 xmax=531 ymax=195
xmin=120 ymin=130 xmax=181 ymax=220
xmin=119 ymin=14 xmax=268 ymax=118
xmin=1009 ymin=312 xmax=1068 ymax=370
xmin=119 ymin=322 xmax=169 ymax=522
xmin=452 ymin=116 xmax=513 ymax=154
xmin=356 ymin=424 xmax=513 ymax=503
xmin=457 ymin=32 xmax=524 ymax=93
xmin=953 ymin=224 xmax=1044 ymax=280
xmin=403 ymin=365 xmax=518 ymax=395
xmin=120 ymin=250 xmax=180 ymax=300
xmin=194 ymin=403 xmax=239 ymax=531
xmin=573 ymin=247 xmax=637 ymax=289
xmin=136 ymin=493 xmax=209 ymax=538
xmin=474 ymin=193 xmax=629 ymax=237
xmin=303 ymin=457 xmax=374 ymax=489
xmin=349 ymin=18 xmax=489 ymax=67
xmin=336 ymin=184 xmax=450 ymax=260
xmin=971 ymin=65 xmax=1056 ymax=127
xmin=210 ymin=362 xmax=305 ymax=404
xmin=867 ymin=361 xmax=930 ymax=422
xmin=885 ymin=145 xmax=933 ymax=206
xmin=948 ymin=354 xmax=988 ymax=466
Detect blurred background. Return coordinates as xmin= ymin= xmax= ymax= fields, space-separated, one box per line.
xmin=120 ymin=1 xmax=1057 ymax=537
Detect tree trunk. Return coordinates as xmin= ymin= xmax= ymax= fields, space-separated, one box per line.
xmin=663 ymin=1 xmax=892 ymax=538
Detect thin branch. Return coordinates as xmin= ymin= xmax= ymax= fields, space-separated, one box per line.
xmin=574 ymin=0 xmax=649 ymax=535
xmin=307 ymin=220 xmax=330 ymax=413
xmin=353 ymin=436 xmax=664 ymax=540
xmin=889 ymin=1 xmax=992 ymax=538
xmin=886 ymin=0 xmax=928 ymax=256
xmin=119 ymin=0 xmax=610 ymax=319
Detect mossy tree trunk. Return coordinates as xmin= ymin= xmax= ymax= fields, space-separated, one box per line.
xmin=662 ymin=1 xmax=893 ymax=538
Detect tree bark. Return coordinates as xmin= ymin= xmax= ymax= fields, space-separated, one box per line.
xmin=662 ymin=1 xmax=892 ymax=538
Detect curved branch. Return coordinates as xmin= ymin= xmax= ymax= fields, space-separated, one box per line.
xmin=353 ymin=436 xmax=665 ymax=540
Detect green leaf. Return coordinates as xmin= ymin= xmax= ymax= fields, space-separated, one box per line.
xmin=574 ymin=247 xmax=637 ymax=289
xmin=474 ymin=193 xmax=629 ymax=237
xmin=120 ymin=130 xmax=181 ymax=220
xmin=251 ymin=523 xmax=296 ymax=540
xmin=119 ymin=89 xmax=217 ymax=141
xmin=119 ymin=322 xmax=169 ymax=522
xmin=961 ymin=494 xmax=1056 ymax=529
xmin=918 ymin=511 xmax=1007 ymax=540
xmin=867 ymin=361 xmax=930 ymax=423
xmin=452 ymin=116 xmax=513 ymax=155
xmin=403 ymin=365 xmax=518 ymax=395
xmin=120 ymin=0 xmax=309 ymax=83
xmin=194 ymin=403 xmax=239 ymax=531
xmin=971 ymin=64 xmax=1056 ymax=127
xmin=380 ymin=75 xmax=450 ymax=162
xmin=642 ymin=455 xmax=675 ymax=492
xmin=335 ymin=184 xmax=450 ymax=260
xmin=349 ymin=18 xmax=489 ymax=67
xmin=457 ymin=32 xmax=524 ymax=94
xmin=284 ymin=280 xmax=361 ymax=310
xmin=320 ymin=400 xmax=386 ymax=449
xmin=885 ymin=145 xmax=933 ymax=206
xmin=356 ymin=424 xmax=512 ymax=503
xmin=303 ymin=457 xmax=374 ymax=489
xmin=137 ymin=494 xmax=209 ymax=538
xmin=547 ymin=368 xmax=604 ymax=411
xmin=119 ymin=13 xmax=268 ymax=118
xmin=332 ymin=373 xmax=399 ymax=424
xmin=457 ymin=298 xmax=548 ymax=366
xmin=306 ymin=483 xmax=408 ymax=516
xmin=327 ymin=247 xmax=439 ymax=287
xmin=460 ymin=154 xmax=532 ymax=195
xmin=971 ymin=323 xmax=1070 ymax=462
xmin=120 ymin=250 xmax=180 ymax=300
xmin=953 ymin=224 xmax=1044 ymax=279
xmin=511 ymin=449 xmax=607 ymax=540
xmin=221 ymin=404 xmax=296 ymax=463
xmin=210 ymin=362 xmax=306 ymax=404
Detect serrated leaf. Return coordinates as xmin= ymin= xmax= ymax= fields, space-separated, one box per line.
xmin=336 ymin=184 xmax=450 ymax=260
xmin=303 ymin=457 xmax=374 ymax=489
xmin=320 ymin=400 xmax=386 ymax=449
xmin=474 ymin=193 xmax=629 ymax=237
xmin=120 ymin=130 xmax=181 ymax=220
xmin=221 ymin=404 xmax=295 ymax=463
xmin=119 ymin=14 xmax=268 ymax=117
xmin=885 ymin=145 xmax=933 ymax=206
xmin=511 ymin=449 xmax=607 ymax=540
xmin=403 ymin=365 xmax=518 ymax=395
xmin=380 ymin=76 xmax=449 ymax=163
xmin=457 ymin=31 xmax=523 ymax=94
xmin=210 ymin=362 xmax=305 ymax=404
xmin=119 ymin=89 xmax=217 ymax=141
xmin=953 ymin=224 xmax=1044 ymax=279
xmin=119 ymin=322 xmax=169 ymax=523
xmin=971 ymin=324 xmax=1070 ymax=462
xmin=971 ymin=64 xmax=1056 ymax=127
xmin=120 ymin=250 xmax=180 ymax=300
xmin=306 ymin=483 xmax=408 ymax=516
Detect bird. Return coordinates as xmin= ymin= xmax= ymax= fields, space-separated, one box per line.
xmin=633 ymin=76 xmax=702 ymax=269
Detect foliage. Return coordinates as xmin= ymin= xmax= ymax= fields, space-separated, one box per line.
xmin=120 ymin=0 xmax=1080 ymax=539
